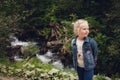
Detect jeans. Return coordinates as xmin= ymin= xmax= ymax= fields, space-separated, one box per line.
xmin=77 ymin=66 xmax=94 ymax=80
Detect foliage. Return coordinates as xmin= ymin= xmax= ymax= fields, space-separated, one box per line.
xmin=0 ymin=13 xmax=15 ymax=56
xmin=0 ymin=57 xmax=119 ymax=80
xmin=0 ymin=58 xmax=78 ymax=80
xmin=94 ymin=74 xmax=110 ymax=80
xmin=21 ymin=43 xmax=39 ymax=59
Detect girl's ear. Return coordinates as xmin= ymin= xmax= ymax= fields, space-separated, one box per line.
xmin=78 ymin=27 xmax=81 ymax=33
xmin=74 ymin=27 xmax=79 ymax=35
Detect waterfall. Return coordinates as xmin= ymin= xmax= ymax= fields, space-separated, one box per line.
xmin=9 ymin=35 xmax=37 ymax=47
xmin=8 ymin=35 xmax=37 ymax=61
xmin=8 ymin=35 xmax=66 ymax=69
xmin=36 ymin=50 xmax=64 ymax=69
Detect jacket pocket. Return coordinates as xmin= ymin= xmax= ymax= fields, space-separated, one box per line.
xmin=85 ymin=50 xmax=94 ymax=65
xmin=84 ymin=47 xmax=95 ymax=70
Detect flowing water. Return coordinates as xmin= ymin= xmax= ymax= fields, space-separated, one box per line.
xmin=9 ymin=35 xmax=64 ymax=69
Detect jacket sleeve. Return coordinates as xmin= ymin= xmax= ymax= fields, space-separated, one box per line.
xmin=91 ymin=39 xmax=98 ymax=63
xmin=71 ymin=39 xmax=77 ymax=70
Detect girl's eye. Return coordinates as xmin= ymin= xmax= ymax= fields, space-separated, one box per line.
xmin=84 ymin=28 xmax=89 ymax=30
xmin=83 ymin=28 xmax=87 ymax=30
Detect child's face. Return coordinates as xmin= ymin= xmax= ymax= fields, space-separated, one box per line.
xmin=78 ymin=25 xmax=89 ymax=38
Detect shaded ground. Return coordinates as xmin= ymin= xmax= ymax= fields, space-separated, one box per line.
xmin=0 ymin=77 xmax=23 ymax=80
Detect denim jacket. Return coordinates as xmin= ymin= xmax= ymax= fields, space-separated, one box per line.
xmin=72 ymin=36 xmax=98 ymax=70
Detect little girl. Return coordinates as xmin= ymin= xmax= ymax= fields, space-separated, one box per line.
xmin=71 ymin=19 xmax=98 ymax=80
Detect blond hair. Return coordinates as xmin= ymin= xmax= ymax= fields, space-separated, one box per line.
xmin=72 ymin=19 xmax=89 ymax=35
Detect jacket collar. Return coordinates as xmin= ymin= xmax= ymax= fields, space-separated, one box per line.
xmin=84 ymin=37 xmax=89 ymax=43
xmin=75 ymin=36 xmax=89 ymax=43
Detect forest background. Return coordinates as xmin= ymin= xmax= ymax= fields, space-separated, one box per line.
xmin=0 ymin=0 xmax=120 ymax=79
